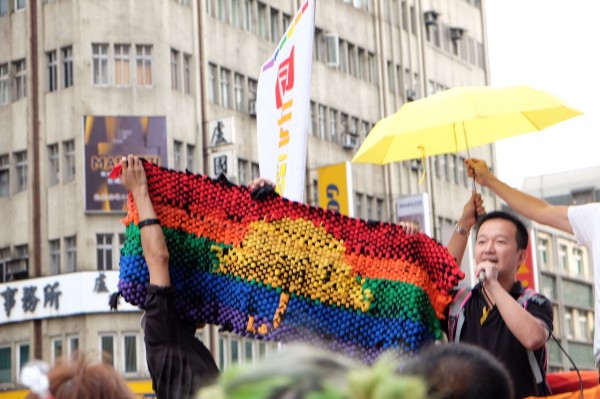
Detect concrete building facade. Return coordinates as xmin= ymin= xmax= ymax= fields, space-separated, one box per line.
xmin=0 ymin=0 xmax=495 ymax=391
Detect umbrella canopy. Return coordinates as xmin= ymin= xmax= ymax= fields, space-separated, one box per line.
xmin=352 ymin=85 xmax=582 ymax=165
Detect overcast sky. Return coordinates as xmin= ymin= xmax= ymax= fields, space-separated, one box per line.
xmin=485 ymin=0 xmax=600 ymax=188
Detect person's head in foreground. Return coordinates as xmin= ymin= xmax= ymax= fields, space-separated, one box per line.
xmin=23 ymin=355 xmax=135 ymax=399
xmin=197 ymin=344 xmax=428 ymax=399
xmin=401 ymin=342 xmax=514 ymax=399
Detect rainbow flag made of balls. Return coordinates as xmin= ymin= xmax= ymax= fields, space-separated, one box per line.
xmin=115 ymin=160 xmax=463 ymax=363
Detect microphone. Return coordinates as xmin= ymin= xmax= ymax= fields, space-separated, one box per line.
xmin=478 ymin=270 xmax=486 ymax=285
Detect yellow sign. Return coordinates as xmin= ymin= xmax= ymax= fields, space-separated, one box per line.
xmin=317 ymin=162 xmax=352 ymax=216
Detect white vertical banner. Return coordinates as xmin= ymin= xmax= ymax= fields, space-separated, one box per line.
xmin=256 ymin=0 xmax=316 ymax=202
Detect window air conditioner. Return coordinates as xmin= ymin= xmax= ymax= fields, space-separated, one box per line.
xmin=342 ymin=133 xmax=358 ymax=150
xmin=424 ymin=10 xmax=439 ymax=26
xmin=450 ymin=27 xmax=465 ymax=41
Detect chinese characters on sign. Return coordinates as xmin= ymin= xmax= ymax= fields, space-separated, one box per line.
xmin=0 ymin=283 xmax=63 ymax=316
xmin=0 ymin=271 xmax=139 ymax=323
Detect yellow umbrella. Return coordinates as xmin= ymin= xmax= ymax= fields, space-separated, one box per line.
xmin=352 ymin=85 xmax=582 ymax=165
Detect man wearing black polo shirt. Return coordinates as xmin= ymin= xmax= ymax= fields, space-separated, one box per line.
xmin=121 ymin=155 xmax=220 ymax=399
xmin=447 ymin=211 xmax=553 ymax=399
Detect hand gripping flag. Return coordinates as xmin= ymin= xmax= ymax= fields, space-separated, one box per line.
xmin=112 ymin=160 xmax=463 ymax=363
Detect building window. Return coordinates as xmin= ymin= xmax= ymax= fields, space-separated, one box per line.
xmin=217 ymin=0 xmax=228 ymax=22
xmin=14 ymin=59 xmax=26 ymax=100
xmin=234 ymin=73 xmax=244 ymax=112
xmin=15 ymin=0 xmax=25 ymax=10
xmin=62 ymin=46 xmax=73 ymax=88
xmin=0 ymin=0 xmax=8 ymax=16
xmin=170 ymin=49 xmax=179 ymax=90
xmin=208 ymin=63 xmax=218 ymax=103
xmin=350 ymin=117 xmax=358 ymax=136
xmin=49 ymin=239 xmax=61 ymax=275
xmin=366 ymin=195 xmax=373 ymax=219
xmin=572 ymin=247 xmax=583 ymax=276
xmin=92 ymin=44 xmax=109 ymax=86
xmin=238 ymin=159 xmax=248 ymax=185
xmin=0 ymin=63 xmax=8 ymax=104
xmin=358 ymin=49 xmax=367 ymax=80
xmin=578 ymin=314 xmax=590 ymax=341
xmin=63 ymin=140 xmax=75 ymax=183
xmin=47 ymin=51 xmax=58 ymax=92
xmin=318 ymin=105 xmax=327 ymax=140
xmin=443 ymin=154 xmax=450 ymax=181
xmin=67 ymin=335 xmax=79 ymax=358
xmin=231 ymin=0 xmax=241 ymax=27
xmin=51 ymin=338 xmax=63 ymax=365
xmin=329 ymin=109 xmax=338 ymax=143
xmin=410 ymin=5 xmax=416 ymax=35
xmin=16 ymin=343 xmax=29 ymax=380
xmin=173 ymin=141 xmax=182 ymax=170
xmin=123 ymin=335 xmax=138 ymax=374
xmin=257 ymin=2 xmax=267 ymax=40
xmin=99 ymin=335 xmax=115 ymax=367
xmin=0 ymin=346 xmax=12 ymax=384
xmin=559 ymin=244 xmax=567 ymax=273
xmin=361 ymin=121 xmax=369 ymax=141
xmin=248 ymin=78 xmax=257 ymax=114
xmin=348 ymin=44 xmax=357 ymax=77
xmin=537 ymin=238 xmax=549 ymax=270
xmin=368 ymin=52 xmax=377 ymax=84
xmin=183 ymin=54 xmax=191 ymax=94
xmin=243 ymin=0 xmax=254 ymax=33
xmin=114 ymin=44 xmax=131 ymax=86
xmin=0 ymin=248 xmax=9 ymax=283
xmin=251 ymin=162 xmax=259 ymax=180
xmin=48 ymin=144 xmax=59 ymax=186
xmin=270 ymin=8 xmax=279 ymax=43
xmin=65 ymin=236 xmax=76 ymax=272
xmin=186 ymin=144 xmax=195 ymax=172
xmin=376 ymin=198 xmax=384 ymax=221
xmin=459 ymin=157 xmax=468 ymax=186
xmin=355 ymin=193 xmax=363 ymax=218
xmin=15 ymin=151 xmax=27 ymax=193
xmin=96 ymin=234 xmax=113 ymax=271
xmin=309 ymin=101 xmax=317 ymax=136
xmin=386 ymin=61 xmax=394 ymax=92
xmin=565 ymin=310 xmax=574 ymax=339
xmin=0 ymin=154 xmax=9 ymax=197
xmin=136 ymin=45 xmax=153 ymax=87
xmin=220 ymin=68 xmax=231 ymax=108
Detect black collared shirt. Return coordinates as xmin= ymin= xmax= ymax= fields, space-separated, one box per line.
xmin=144 ymin=285 xmax=220 ymax=399
xmin=450 ymin=281 xmax=553 ymax=399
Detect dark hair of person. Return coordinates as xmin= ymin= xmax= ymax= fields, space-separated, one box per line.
xmin=401 ymin=343 xmax=514 ymax=399
xmin=25 ymin=355 xmax=135 ymax=399
xmin=475 ymin=210 xmax=529 ymax=250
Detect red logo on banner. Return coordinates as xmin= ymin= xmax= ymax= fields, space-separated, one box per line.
xmin=516 ymin=239 xmax=536 ymax=290
xmin=275 ymin=47 xmax=295 ymax=109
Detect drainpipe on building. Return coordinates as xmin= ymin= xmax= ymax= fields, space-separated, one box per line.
xmin=30 ymin=0 xmax=43 ymax=360
xmin=197 ymin=2 xmax=209 ymax=176
xmin=373 ymin=0 xmax=394 ymax=222
xmin=416 ymin=0 xmax=439 ymax=240
xmin=196 ymin=0 xmax=216 ymax=355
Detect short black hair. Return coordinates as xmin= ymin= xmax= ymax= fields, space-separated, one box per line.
xmin=475 ymin=210 xmax=529 ymax=250
xmin=402 ymin=343 xmax=514 ymax=399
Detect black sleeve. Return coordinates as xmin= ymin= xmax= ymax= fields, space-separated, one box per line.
xmin=144 ymin=284 xmax=182 ymax=346
xmin=526 ymin=294 xmax=554 ymax=334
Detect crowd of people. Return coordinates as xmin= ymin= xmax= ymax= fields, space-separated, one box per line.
xmin=22 ymin=154 xmax=599 ymax=399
